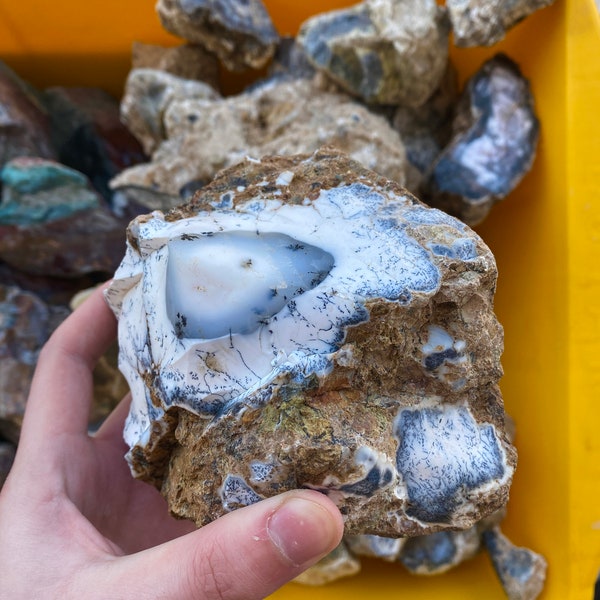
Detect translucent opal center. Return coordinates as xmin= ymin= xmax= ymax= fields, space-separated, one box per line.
xmin=166 ymin=231 xmax=334 ymax=339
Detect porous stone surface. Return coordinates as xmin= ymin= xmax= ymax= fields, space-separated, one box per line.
xmin=111 ymin=78 xmax=408 ymax=197
xmin=483 ymin=527 xmax=547 ymax=600
xmin=156 ymin=0 xmax=279 ymax=71
xmin=0 ymin=158 xmax=126 ymax=277
xmin=107 ymin=148 xmax=516 ymax=537
xmin=423 ymin=54 xmax=539 ymax=226
xmin=0 ymin=62 xmax=56 ymax=168
xmin=120 ymin=68 xmax=220 ymax=156
xmin=0 ymin=285 xmax=69 ymax=443
xmin=447 ymin=0 xmax=556 ymax=47
xmin=42 ymin=86 xmax=146 ymax=201
xmin=345 ymin=533 xmax=405 ymax=562
xmin=131 ymin=41 xmax=220 ymax=89
xmin=297 ymin=0 xmax=450 ymax=106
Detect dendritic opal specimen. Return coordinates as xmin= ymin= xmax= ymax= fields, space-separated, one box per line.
xmin=106 ymin=148 xmax=516 ymax=536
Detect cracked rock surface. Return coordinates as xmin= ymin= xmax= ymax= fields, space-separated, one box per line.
xmin=107 ymin=148 xmax=516 ymax=536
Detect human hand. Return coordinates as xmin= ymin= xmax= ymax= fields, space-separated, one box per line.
xmin=0 ymin=284 xmax=344 ymax=599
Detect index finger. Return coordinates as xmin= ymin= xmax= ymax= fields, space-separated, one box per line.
xmin=19 ymin=283 xmax=118 ymax=445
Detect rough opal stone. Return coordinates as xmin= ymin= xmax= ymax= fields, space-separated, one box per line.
xmin=423 ymin=54 xmax=539 ymax=226
xmin=447 ymin=0 xmax=557 ymax=47
xmin=107 ymin=148 xmax=516 ymax=537
xmin=297 ymin=0 xmax=449 ymax=106
xmin=111 ymin=78 xmax=408 ymax=197
xmin=156 ymin=0 xmax=279 ymax=71
xmin=483 ymin=527 xmax=547 ymax=600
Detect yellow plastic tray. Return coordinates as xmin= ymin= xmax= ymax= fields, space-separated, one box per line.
xmin=1 ymin=1 xmax=599 ymax=598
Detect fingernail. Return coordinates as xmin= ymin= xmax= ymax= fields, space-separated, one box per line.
xmin=267 ymin=496 xmax=341 ymax=568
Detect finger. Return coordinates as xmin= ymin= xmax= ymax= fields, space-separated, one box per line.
xmin=93 ymin=393 xmax=132 ymax=445
xmin=20 ymin=283 xmax=117 ymax=443
xmin=90 ymin=490 xmax=344 ymax=600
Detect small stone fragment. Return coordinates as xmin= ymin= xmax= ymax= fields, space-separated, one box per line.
xmin=156 ymin=0 xmax=279 ymax=71
xmin=111 ymin=78 xmax=408 ymax=196
xmin=393 ymin=61 xmax=458 ymax=187
xmin=483 ymin=527 xmax=547 ymax=600
xmin=423 ymin=54 xmax=539 ymax=226
xmin=267 ymin=37 xmax=316 ymax=82
xmin=0 ymin=441 xmax=16 ymax=489
xmin=107 ymin=148 xmax=515 ymax=536
xmin=0 ymin=157 xmax=100 ymax=225
xmin=293 ymin=542 xmax=361 ymax=586
xmin=0 ymin=158 xmax=126 ymax=277
xmin=131 ymin=41 xmax=220 ymax=89
xmin=0 ymin=285 xmax=69 ymax=443
xmin=42 ymin=86 xmax=146 ymax=202
xmin=345 ymin=534 xmax=405 ymax=562
xmin=447 ymin=0 xmax=556 ymax=47
xmin=398 ymin=527 xmax=481 ymax=575
xmin=0 ymin=62 xmax=56 ymax=169
xmin=297 ymin=0 xmax=449 ymax=106
xmin=120 ymin=68 xmax=220 ymax=155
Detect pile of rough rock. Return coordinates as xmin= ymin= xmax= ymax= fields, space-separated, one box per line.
xmin=0 ymin=0 xmax=555 ymax=598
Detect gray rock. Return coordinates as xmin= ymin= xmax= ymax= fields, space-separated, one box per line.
xmin=297 ymin=0 xmax=450 ymax=106
xmin=0 ymin=62 xmax=56 ymax=169
xmin=483 ymin=527 xmax=547 ymax=599
xmin=423 ymin=54 xmax=539 ymax=226
xmin=156 ymin=0 xmax=279 ymax=71
xmin=398 ymin=527 xmax=481 ymax=575
xmin=447 ymin=0 xmax=556 ymax=47
xmin=121 ymin=68 xmax=220 ymax=155
xmin=111 ymin=78 xmax=408 ymax=196
xmin=393 ymin=61 xmax=459 ymax=186
xmin=0 ymin=285 xmax=69 ymax=443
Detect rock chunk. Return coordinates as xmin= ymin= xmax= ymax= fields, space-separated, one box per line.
xmin=120 ymin=68 xmax=220 ymax=156
xmin=0 ymin=62 xmax=55 ymax=168
xmin=107 ymin=148 xmax=516 ymax=537
xmin=423 ymin=54 xmax=539 ymax=226
xmin=0 ymin=158 xmax=126 ymax=277
xmin=111 ymin=78 xmax=408 ymax=197
xmin=42 ymin=86 xmax=146 ymax=202
xmin=131 ymin=41 xmax=220 ymax=89
xmin=297 ymin=0 xmax=449 ymax=106
xmin=483 ymin=527 xmax=547 ymax=599
xmin=0 ymin=285 xmax=69 ymax=443
xmin=293 ymin=542 xmax=361 ymax=586
xmin=447 ymin=0 xmax=556 ymax=47
xmin=156 ymin=0 xmax=279 ymax=71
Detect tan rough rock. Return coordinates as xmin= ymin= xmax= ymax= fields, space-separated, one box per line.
xmin=111 ymin=78 xmax=408 ymax=197
xmin=107 ymin=148 xmax=516 ymax=539
xmin=131 ymin=41 xmax=220 ymax=90
xmin=298 ymin=0 xmax=450 ymax=106
xmin=120 ymin=68 xmax=220 ymax=156
xmin=447 ymin=0 xmax=556 ymax=47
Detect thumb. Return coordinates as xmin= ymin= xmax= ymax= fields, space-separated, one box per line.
xmin=101 ymin=490 xmax=344 ymax=599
